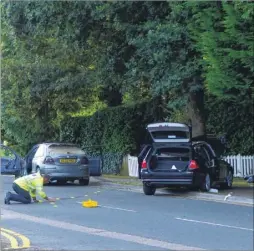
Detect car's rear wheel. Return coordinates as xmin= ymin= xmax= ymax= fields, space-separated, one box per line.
xmin=143 ymin=183 xmax=156 ymax=195
xmin=201 ymin=173 xmax=212 ymax=192
xmin=79 ymin=179 xmax=89 ymax=186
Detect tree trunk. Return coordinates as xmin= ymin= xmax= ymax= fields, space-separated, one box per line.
xmin=187 ymin=89 xmax=206 ymax=138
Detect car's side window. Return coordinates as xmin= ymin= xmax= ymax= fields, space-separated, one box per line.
xmin=195 ymin=145 xmax=210 ymax=162
xmin=34 ymin=145 xmax=44 ymax=158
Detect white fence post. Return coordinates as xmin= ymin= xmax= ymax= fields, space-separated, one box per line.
xmin=237 ymin=154 xmax=242 ymax=177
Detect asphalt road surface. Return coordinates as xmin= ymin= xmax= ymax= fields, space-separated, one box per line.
xmin=1 ymin=176 xmax=253 ymax=251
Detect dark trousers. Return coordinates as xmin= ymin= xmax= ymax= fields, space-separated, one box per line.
xmin=9 ymin=183 xmax=32 ymax=204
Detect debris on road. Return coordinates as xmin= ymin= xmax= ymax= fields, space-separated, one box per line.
xmin=244 ymin=175 xmax=254 ymax=183
xmin=224 ymin=192 xmax=233 ymax=201
xmin=209 ymin=188 xmax=218 ymax=193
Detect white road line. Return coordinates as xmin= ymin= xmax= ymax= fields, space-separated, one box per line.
xmin=76 ymin=202 xmax=137 ymax=212
xmin=2 ymin=209 xmax=205 ymax=250
xmin=99 ymin=205 xmax=137 ymax=212
xmin=175 ymin=217 xmax=254 ymax=232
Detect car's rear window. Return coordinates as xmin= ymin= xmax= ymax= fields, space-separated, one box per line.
xmin=153 ymin=147 xmax=190 ymax=161
xmin=151 ymin=131 xmax=189 ymax=140
xmin=48 ymin=146 xmax=85 ymax=156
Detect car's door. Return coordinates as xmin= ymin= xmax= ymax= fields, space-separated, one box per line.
xmin=87 ymin=157 xmax=102 ymax=176
xmin=201 ymin=143 xmax=220 ymax=180
xmin=217 ymin=159 xmax=230 ymax=181
xmin=138 ymin=144 xmax=152 ymax=178
xmin=24 ymin=145 xmax=39 ymax=174
xmin=193 ymin=144 xmax=209 ymax=170
xmin=0 ymin=145 xmax=18 ymax=175
xmin=203 ymin=143 xmax=221 ymax=180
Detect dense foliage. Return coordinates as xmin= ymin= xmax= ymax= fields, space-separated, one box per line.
xmin=206 ymin=95 xmax=254 ymax=155
xmin=1 ymin=1 xmax=253 ymax=161
xmin=60 ymin=99 xmax=164 ymax=173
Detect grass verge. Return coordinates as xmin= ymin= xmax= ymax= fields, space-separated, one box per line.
xmin=233 ymin=178 xmax=254 ymax=187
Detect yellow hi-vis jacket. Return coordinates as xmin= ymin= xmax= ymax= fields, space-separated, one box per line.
xmin=14 ymin=172 xmax=47 ymax=199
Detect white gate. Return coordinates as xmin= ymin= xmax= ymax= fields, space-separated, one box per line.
xmin=127 ymin=155 xmax=139 ymax=177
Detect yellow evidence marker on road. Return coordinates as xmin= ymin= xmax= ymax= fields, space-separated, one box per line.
xmin=82 ymin=199 xmax=98 ymax=208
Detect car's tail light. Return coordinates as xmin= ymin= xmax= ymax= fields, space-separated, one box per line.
xmin=141 ymin=160 xmax=147 ymax=169
xmin=189 ymin=160 xmax=199 ymax=170
xmin=80 ymin=157 xmax=88 ymax=165
xmin=43 ymin=156 xmax=55 ymax=165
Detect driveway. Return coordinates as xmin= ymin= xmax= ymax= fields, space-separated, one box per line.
xmin=1 ymin=176 xmax=253 ymax=250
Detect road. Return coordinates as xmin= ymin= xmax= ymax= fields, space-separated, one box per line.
xmin=1 ymin=176 xmax=253 ymax=250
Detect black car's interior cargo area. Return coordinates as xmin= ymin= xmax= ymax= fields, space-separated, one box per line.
xmin=149 ymin=147 xmax=191 ymax=171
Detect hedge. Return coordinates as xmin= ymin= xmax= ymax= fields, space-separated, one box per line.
xmin=60 ymin=98 xmax=165 ymax=174
xmin=206 ymin=96 xmax=254 ymax=155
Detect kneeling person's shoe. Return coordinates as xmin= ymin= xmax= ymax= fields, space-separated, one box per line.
xmin=4 ymin=192 xmax=11 ymax=205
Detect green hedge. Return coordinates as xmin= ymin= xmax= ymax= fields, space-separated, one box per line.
xmin=60 ymin=98 xmax=164 ymax=174
xmin=206 ymin=96 xmax=254 ymax=155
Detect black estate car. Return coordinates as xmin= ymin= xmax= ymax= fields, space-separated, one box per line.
xmin=139 ymin=122 xmax=234 ymax=195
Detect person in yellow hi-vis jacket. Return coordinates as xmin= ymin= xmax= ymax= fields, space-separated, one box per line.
xmin=4 ymin=172 xmax=56 ymax=204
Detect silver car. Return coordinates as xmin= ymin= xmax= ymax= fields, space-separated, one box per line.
xmin=30 ymin=143 xmax=90 ymax=185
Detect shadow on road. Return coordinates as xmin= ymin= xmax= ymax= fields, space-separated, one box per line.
xmin=46 ymin=180 xmax=103 ymax=187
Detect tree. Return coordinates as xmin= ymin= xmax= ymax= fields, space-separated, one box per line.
xmin=188 ymin=1 xmax=254 ymax=103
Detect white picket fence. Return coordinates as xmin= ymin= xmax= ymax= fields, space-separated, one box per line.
xmin=224 ymin=155 xmax=254 ymax=177
xmin=127 ymin=154 xmax=254 ymax=178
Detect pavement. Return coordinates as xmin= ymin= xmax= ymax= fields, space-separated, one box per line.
xmin=1 ymin=175 xmax=254 ymax=250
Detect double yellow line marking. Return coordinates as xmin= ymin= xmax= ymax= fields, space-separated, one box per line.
xmin=1 ymin=228 xmax=30 ymax=249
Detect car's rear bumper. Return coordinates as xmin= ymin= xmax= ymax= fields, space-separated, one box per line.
xmin=40 ymin=167 xmax=89 ymax=181
xmin=44 ymin=172 xmax=90 ymax=181
xmin=141 ymin=170 xmax=204 ymax=187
